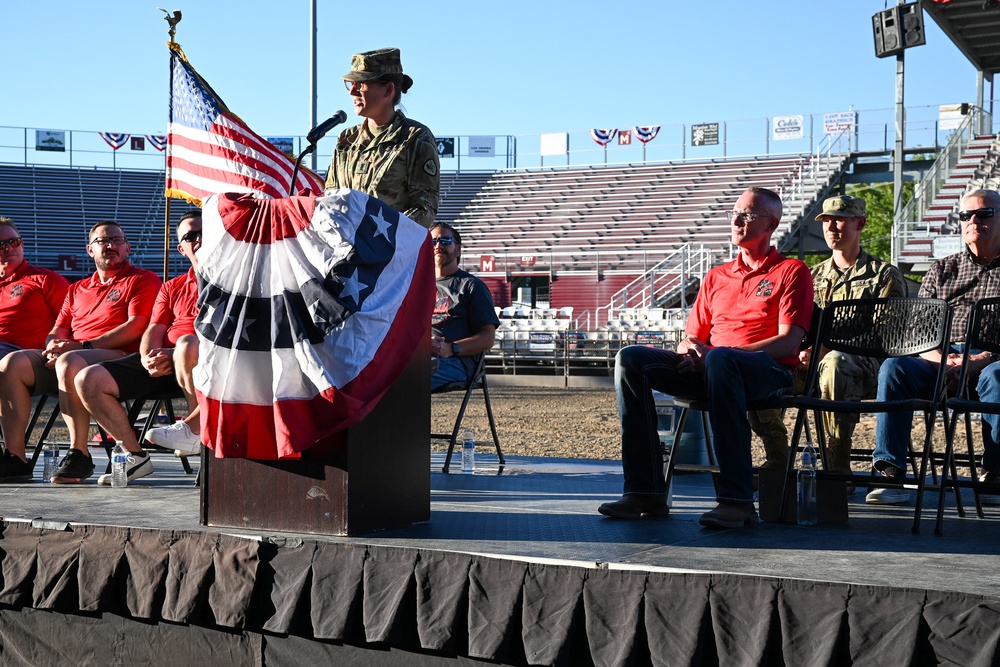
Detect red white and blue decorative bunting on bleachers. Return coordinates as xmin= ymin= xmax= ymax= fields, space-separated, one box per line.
xmin=99 ymin=132 xmax=130 ymax=150
xmin=633 ymin=126 xmax=661 ymax=144
xmin=590 ymin=128 xmax=618 ymax=146
xmin=147 ymin=135 xmax=168 ymax=152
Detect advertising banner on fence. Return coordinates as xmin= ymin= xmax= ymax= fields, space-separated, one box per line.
xmin=436 ymin=137 xmax=455 ymax=158
xmin=772 ymin=115 xmax=804 ymax=141
xmin=36 ymin=130 xmax=66 ymax=152
xmin=540 ymin=132 xmax=567 ymax=156
xmin=939 ymin=104 xmax=968 ymax=131
xmin=267 ymin=137 xmax=295 ymax=159
xmin=823 ymin=111 xmax=857 ymax=136
xmin=468 ymin=136 xmax=495 ymax=157
xmin=691 ymin=123 xmax=719 ymax=146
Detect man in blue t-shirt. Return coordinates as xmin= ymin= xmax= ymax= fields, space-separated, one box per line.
xmin=429 ymin=222 xmax=498 ymax=389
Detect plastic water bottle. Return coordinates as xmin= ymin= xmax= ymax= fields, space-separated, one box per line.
xmin=111 ymin=442 xmax=128 ymax=488
xmin=461 ymin=428 xmax=476 ymax=474
xmin=42 ymin=442 xmax=60 ymax=482
xmin=797 ymin=442 xmax=818 ymax=526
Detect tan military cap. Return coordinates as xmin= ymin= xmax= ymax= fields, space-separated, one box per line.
xmin=816 ymin=195 xmax=867 ymax=220
xmin=342 ymin=48 xmax=413 ymax=89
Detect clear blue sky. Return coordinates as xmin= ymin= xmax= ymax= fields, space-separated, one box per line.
xmin=0 ymin=1 xmax=990 ymax=144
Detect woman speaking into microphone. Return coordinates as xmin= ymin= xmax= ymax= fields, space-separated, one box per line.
xmin=325 ymin=47 xmax=440 ymax=227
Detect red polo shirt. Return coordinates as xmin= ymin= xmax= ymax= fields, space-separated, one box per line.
xmin=686 ymin=248 xmax=813 ymax=367
xmin=151 ymin=267 xmax=199 ymax=346
xmin=0 ymin=262 xmax=70 ymax=349
xmin=55 ymin=263 xmax=162 ymax=353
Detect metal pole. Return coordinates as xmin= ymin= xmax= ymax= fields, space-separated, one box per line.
xmin=892 ymin=38 xmax=905 ymax=264
xmin=976 ymin=69 xmax=986 ymax=136
xmin=161 ymin=8 xmax=182 ymax=281
xmin=309 ymin=0 xmax=318 ymax=172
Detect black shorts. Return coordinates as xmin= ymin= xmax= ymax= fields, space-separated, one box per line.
xmin=101 ymin=353 xmax=182 ymax=400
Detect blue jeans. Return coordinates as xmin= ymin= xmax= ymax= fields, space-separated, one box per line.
xmin=431 ymin=357 xmax=470 ymax=391
xmin=614 ymin=345 xmax=794 ymax=503
xmin=875 ymin=354 xmax=1000 ymax=474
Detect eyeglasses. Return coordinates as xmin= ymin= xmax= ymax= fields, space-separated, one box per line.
xmin=958 ymin=207 xmax=996 ymax=221
xmin=90 ymin=236 xmax=128 ymax=246
xmin=180 ymin=230 xmax=202 ymax=244
xmin=431 ymin=236 xmax=454 ymax=246
xmin=344 ymin=80 xmax=386 ymax=92
xmin=726 ymin=211 xmax=771 ymax=223
xmin=0 ymin=237 xmax=23 ymax=251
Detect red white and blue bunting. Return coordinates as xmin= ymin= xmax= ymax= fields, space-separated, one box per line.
xmin=590 ymin=128 xmax=618 ymax=146
xmin=633 ymin=126 xmax=661 ymax=144
xmin=99 ymin=132 xmax=130 ymax=150
xmin=147 ymin=135 xmax=168 ymax=152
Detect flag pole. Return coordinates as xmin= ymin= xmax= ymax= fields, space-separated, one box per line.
xmin=160 ymin=8 xmax=183 ymax=281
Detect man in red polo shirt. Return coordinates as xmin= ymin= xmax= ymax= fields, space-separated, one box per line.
xmin=0 ymin=221 xmax=161 ymax=482
xmin=598 ymin=187 xmax=814 ymax=528
xmin=0 ymin=217 xmax=69 ymax=357
xmin=77 ymin=211 xmax=203 ymax=484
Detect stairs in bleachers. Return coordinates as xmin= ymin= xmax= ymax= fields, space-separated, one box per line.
xmin=896 ymin=135 xmax=999 ymax=274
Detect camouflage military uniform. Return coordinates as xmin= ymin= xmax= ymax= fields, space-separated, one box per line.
xmin=753 ymin=248 xmax=907 ymax=473
xmin=325 ymin=110 xmax=440 ymax=227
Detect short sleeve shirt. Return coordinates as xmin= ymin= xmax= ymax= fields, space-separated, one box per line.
xmin=432 ymin=269 xmax=500 ymax=377
xmin=919 ymin=248 xmax=1000 ymax=342
xmin=150 ymin=267 xmax=199 ymax=346
xmin=686 ymin=248 xmax=814 ymax=367
xmin=55 ymin=263 xmax=162 ymax=353
xmin=0 ymin=262 xmax=69 ymax=349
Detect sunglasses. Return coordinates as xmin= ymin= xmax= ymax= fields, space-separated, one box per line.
xmin=958 ymin=208 xmax=995 ymax=221
xmin=0 ymin=237 xmax=23 ymax=251
xmin=180 ymin=230 xmax=202 ymax=244
xmin=431 ymin=236 xmax=454 ymax=246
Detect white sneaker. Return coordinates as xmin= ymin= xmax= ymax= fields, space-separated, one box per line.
xmin=146 ymin=421 xmax=202 ymax=454
xmin=97 ymin=451 xmax=154 ymax=486
xmin=865 ymin=486 xmax=911 ymax=505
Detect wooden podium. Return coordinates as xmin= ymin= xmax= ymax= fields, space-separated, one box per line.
xmin=200 ymin=338 xmax=431 ymax=536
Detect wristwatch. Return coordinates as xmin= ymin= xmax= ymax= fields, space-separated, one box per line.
xmin=451 ymin=342 xmax=461 ymax=357
xmin=81 ymin=341 xmax=93 ymax=350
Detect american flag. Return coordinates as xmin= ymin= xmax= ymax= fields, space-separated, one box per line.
xmin=193 ymin=189 xmax=434 ymax=460
xmin=166 ymin=43 xmax=324 ymax=206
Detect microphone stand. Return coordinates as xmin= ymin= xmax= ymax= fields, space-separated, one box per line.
xmin=289 ymin=110 xmax=348 ymax=196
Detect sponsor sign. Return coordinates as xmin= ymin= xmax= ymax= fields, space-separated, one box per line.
xmin=35 ymin=130 xmax=66 ymax=152
xmin=933 ymin=235 xmax=964 ymax=258
xmin=691 ymin=122 xmax=719 ymax=146
xmin=268 ymin=137 xmax=295 ymax=159
xmin=468 ymin=136 xmax=495 ymax=157
xmin=823 ymin=111 xmax=857 ymax=136
xmin=772 ymin=115 xmax=804 ymax=140
xmin=436 ymin=137 xmax=455 ymax=158
xmin=540 ymin=132 xmax=567 ymax=156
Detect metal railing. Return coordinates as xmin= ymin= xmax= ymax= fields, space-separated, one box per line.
xmin=892 ymin=110 xmax=982 ymax=266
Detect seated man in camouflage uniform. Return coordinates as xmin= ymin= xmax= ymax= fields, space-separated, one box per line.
xmin=751 ymin=195 xmax=907 ymax=477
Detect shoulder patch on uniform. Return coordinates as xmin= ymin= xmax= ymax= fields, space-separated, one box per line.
xmin=423 ymin=159 xmax=437 ymax=176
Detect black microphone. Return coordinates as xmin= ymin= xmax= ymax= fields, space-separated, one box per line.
xmin=306 ymin=110 xmax=348 ymax=145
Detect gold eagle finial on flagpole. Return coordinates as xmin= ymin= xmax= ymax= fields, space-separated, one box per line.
xmin=157 ymin=7 xmax=182 ymax=43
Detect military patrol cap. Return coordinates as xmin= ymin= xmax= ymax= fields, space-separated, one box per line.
xmin=343 ymin=48 xmax=413 ymax=89
xmin=816 ymin=195 xmax=867 ymax=220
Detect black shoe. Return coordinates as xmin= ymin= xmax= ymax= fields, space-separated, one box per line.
xmin=51 ymin=449 xmax=95 ymax=484
xmin=0 ymin=450 xmax=32 ymax=482
xmin=598 ymin=494 xmax=670 ymax=519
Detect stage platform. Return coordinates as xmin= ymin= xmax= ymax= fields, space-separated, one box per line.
xmin=2 ymin=450 xmax=999 ymax=665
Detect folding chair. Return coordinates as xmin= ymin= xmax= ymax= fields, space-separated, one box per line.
xmin=938 ymin=296 xmax=1000 ymax=534
xmin=666 ymin=305 xmax=822 ymax=488
xmin=431 ymin=355 xmax=504 ymax=473
xmin=95 ymin=388 xmax=195 ymax=476
xmin=26 ymin=395 xmax=62 ymax=468
xmin=780 ymin=297 xmax=953 ymax=534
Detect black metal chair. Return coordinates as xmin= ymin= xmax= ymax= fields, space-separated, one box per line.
xmin=26 ymin=395 xmax=62 ymax=468
xmin=780 ymin=297 xmax=953 ymax=534
xmin=938 ymin=296 xmax=1000 ymax=534
xmin=431 ymin=354 xmax=504 ymax=473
